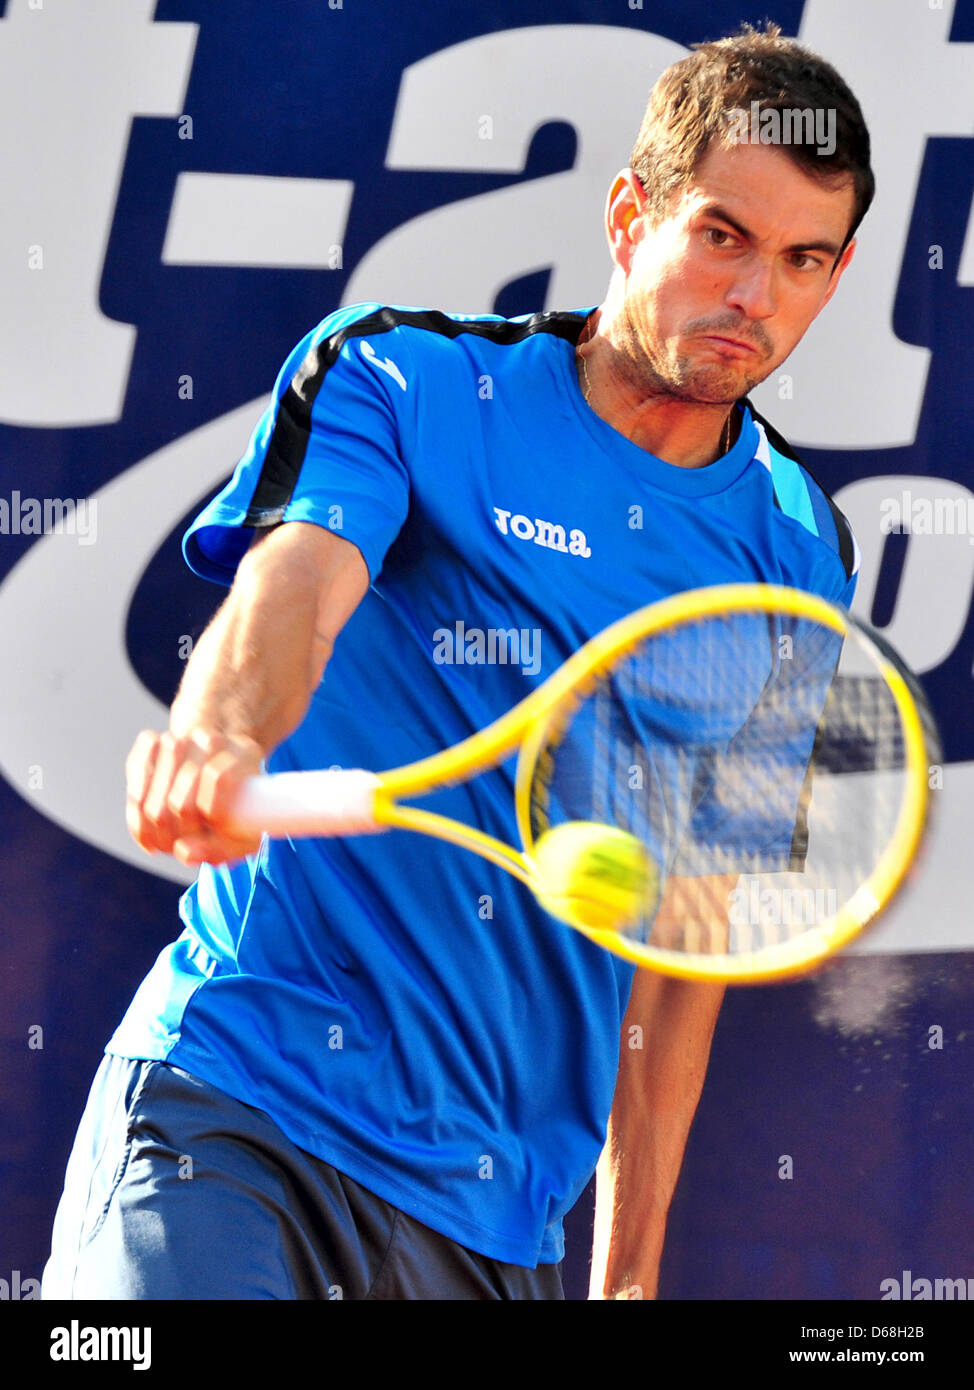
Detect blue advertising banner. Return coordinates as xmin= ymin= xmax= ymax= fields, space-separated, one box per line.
xmin=1 ymin=0 xmax=972 ymax=1303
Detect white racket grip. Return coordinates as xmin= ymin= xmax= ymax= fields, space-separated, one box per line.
xmin=228 ymin=769 xmax=383 ymax=838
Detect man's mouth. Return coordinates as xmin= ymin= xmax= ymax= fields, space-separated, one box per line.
xmin=702 ymin=335 xmax=759 ymax=354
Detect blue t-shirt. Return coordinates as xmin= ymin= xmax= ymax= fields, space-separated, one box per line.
xmin=108 ymin=304 xmax=858 ymax=1266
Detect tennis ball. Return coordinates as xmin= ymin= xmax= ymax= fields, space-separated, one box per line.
xmin=530 ymin=822 xmax=659 ymax=934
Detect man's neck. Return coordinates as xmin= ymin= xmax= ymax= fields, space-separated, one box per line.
xmin=575 ymin=309 xmax=738 ymax=468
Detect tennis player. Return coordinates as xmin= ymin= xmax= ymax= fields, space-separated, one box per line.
xmin=44 ymin=23 xmax=870 ymax=1300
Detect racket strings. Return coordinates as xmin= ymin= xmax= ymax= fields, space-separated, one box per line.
xmin=530 ymin=610 xmax=918 ymax=960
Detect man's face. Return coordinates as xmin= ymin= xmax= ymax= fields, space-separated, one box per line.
xmin=616 ymin=140 xmax=857 ymax=404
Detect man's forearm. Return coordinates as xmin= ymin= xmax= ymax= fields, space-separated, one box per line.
xmin=171 ymin=556 xmax=320 ymax=751
xmin=590 ymin=958 xmax=726 ymax=1298
xmin=126 ymin=523 xmax=370 ymax=864
xmin=170 ymin=526 xmax=357 ymax=751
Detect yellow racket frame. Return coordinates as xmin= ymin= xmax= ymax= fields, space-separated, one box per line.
xmin=371 ymin=584 xmax=931 ymax=982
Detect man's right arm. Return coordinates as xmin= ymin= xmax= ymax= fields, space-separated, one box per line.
xmin=126 ymin=521 xmax=370 ymax=867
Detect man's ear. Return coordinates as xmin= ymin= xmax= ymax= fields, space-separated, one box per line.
xmin=605 ymin=169 xmax=646 ymax=272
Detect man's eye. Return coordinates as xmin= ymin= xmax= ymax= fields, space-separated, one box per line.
xmin=790 ymin=253 xmax=821 ymax=272
xmin=705 ymin=227 xmax=734 ymax=247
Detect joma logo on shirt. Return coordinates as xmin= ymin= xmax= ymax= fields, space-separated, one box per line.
xmin=492 ymin=508 xmax=591 ymax=558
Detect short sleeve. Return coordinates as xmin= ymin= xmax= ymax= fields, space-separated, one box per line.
xmin=183 ymin=304 xmax=411 ymax=586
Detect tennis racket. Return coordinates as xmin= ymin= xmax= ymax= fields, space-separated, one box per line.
xmin=226 ymin=583 xmax=938 ymax=983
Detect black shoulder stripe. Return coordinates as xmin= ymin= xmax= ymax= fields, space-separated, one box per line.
xmin=742 ymin=396 xmax=857 ymax=583
xmin=245 ymin=308 xmax=588 ymax=524
xmin=820 ymin=491 xmax=857 ymax=582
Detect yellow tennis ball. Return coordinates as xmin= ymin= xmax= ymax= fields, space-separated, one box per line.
xmin=530 ymin=822 xmax=659 ymax=934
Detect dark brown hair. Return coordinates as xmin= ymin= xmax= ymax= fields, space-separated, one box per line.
xmin=630 ymin=21 xmax=874 ymax=257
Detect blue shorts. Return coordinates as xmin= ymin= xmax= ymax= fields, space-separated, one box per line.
xmin=42 ymin=1055 xmax=565 ymax=1301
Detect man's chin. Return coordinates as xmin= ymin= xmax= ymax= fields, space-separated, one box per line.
xmin=669 ymin=360 xmax=772 ymax=403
